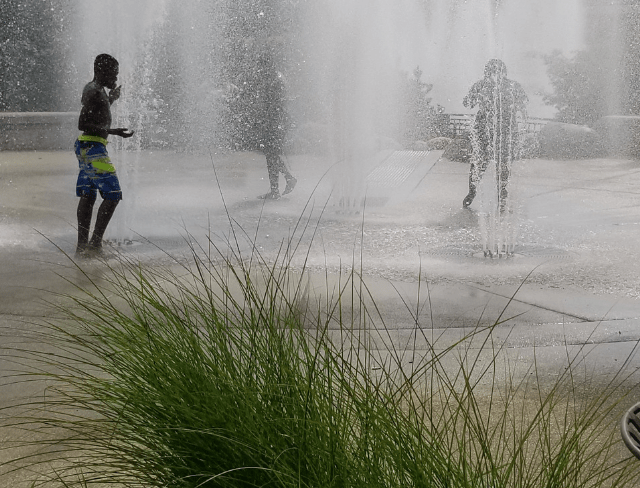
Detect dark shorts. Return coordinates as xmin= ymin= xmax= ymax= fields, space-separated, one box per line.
xmin=75 ymin=137 xmax=122 ymax=202
xmin=472 ymin=119 xmax=520 ymax=164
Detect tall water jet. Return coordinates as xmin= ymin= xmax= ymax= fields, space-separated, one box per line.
xmin=291 ymin=0 xmax=431 ymax=210
xmin=59 ymin=0 xmax=593 ymax=255
xmin=415 ymin=0 xmax=585 ymax=257
xmin=462 ymin=57 xmax=528 ymax=257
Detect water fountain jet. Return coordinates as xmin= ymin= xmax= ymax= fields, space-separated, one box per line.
xmin=59 ymin=0 xmax=592 ymax=256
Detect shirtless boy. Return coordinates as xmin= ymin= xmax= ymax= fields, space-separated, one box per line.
xmin=75 ymin=53 xmax=134 ymax=257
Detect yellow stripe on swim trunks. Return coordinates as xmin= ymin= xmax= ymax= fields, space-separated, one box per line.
xmin=91 ymin=158 xmax=115 ymax=173
xmin=78 ymin=134 xmax=108 ymax=145
xmin=78 ymin=135 xmax=115 ymax=173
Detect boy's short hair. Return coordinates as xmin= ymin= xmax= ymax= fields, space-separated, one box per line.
xmin=94 ymin=54 xmax=118 ymax=74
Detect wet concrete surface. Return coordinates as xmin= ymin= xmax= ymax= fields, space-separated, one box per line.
xmin=1 ymin=148 xmax=640 ymax=485
xmin=1 ymin=149 xmax=640 ymax=369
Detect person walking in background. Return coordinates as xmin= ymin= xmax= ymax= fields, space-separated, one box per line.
xmin=253 ymin=53 xmax=296 ymax=200
xmin=75 ymin=53 xmax=134 ymax=257
xmin=462 ymin=59 xmax=528 ymax=211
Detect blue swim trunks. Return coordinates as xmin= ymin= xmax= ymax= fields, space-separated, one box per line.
xmin=75 ymin=135 xmax=122 ymax=202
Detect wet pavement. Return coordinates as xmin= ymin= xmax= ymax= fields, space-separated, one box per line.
xmin=1 ymin=147 xmax=640 ymax=485
xmin=2 ymin=148 xmax=640 ymax=376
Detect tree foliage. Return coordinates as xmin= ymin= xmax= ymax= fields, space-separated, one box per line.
xmin=542 ymin=3 xmax=640 ymax=126
xmin=541 ymin=50 xmax=608 ymax=126
xmin=0 ymin=0 xmax=72 ymax=112
xmin=617 ymin=4 xmax=640 ymax=115
xmin=0 ymin=0 xmax=443 ymax=149
xmin=398 ymin=66 xmax=443 ymax=141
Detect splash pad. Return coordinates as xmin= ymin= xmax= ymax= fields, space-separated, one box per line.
xmin=60 ymin=0 xmax=587 ymax=257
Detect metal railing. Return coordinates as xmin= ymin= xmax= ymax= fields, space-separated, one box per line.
xmin=447 ymin=114 xmax=552 ymax=137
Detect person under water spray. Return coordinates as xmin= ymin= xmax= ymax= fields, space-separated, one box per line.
xmin=75 ymin=54 xmax=134 ymax=258
xmin=253 ymin=54 xmax=296 ymax=200
xmin=462 ymin=59 xmax=528 ymax=211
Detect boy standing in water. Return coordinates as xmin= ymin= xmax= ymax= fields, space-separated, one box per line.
xmin=462 ymin=59 xmax=527 ymax=210
xmin=75 ymin=53 xmax=134 ymax=257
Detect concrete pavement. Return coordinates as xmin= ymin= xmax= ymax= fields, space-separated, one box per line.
xmin=1 ymin=148 xmax=640 ymax=373
xmin=1 ymin=146 xmax=640 ymax=485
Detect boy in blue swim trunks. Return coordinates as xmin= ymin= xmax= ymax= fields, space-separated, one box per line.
xmin=75 ymin=53 xmax=134 ymax=257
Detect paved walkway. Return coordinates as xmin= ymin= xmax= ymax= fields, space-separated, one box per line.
xmin=1 ymin=148 xmax=640 ymax=373
xmin=1 ymin=147 xmax=640 ymax=484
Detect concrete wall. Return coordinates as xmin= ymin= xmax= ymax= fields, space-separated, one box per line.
xmin=0 ymin=112 xmax=78 ymax=150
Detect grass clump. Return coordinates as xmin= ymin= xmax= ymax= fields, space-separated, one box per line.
xmin=1 ymin=223 xmax=640 ymax=487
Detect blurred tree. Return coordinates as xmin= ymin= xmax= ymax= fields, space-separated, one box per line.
xmin=543 ymin=1 xmax=640 ymax=125
xmin=0 ymin=0 xmax=71 ymax=112
xmin=139 ymin=6 xmax=198 ymax=148
xmin=399 ymin=66 xmax=442 ymax=142
xmin=541 ymin=50 xmax=608 ymax=126
xmin=618 ymin=4 xmax=640 ymax=115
